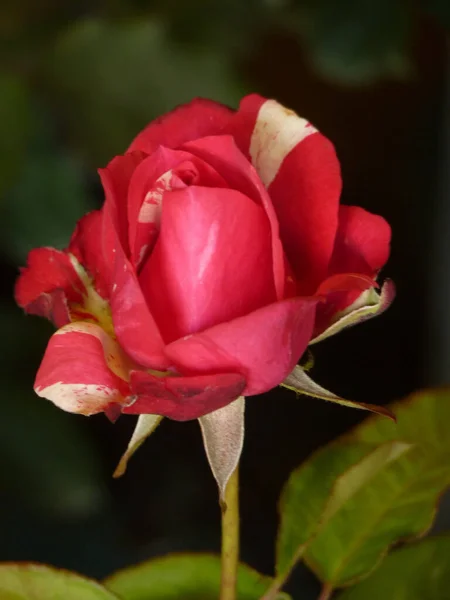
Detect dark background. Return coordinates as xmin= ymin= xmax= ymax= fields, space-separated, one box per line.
xmin=1 ymin=1 xmax=449 ymax=598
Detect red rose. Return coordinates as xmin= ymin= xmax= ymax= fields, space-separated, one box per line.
xmin=15 ymin=94 xmax=393 ymax=490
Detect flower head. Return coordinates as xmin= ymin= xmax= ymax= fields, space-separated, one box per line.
xmin=15 ymin=95 xmax=394 ymax=495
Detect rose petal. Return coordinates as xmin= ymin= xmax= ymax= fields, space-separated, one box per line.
xmin=140 ymin=186 xmax=276 ymax=342
xmin=230 ymin=94 xmax=341 ymax=294
xmin=113 ymin=414 xmax=163 ymax=478
xmin=67 ymin=210 xmax=110 ymax=299
xmin=198 ymin=396 xmax=245 ymax=500
xmin=181 ymin=135 xmax=285 ymax=299
xmin=34 ymin=322 xmax=130 ymax=415
xmin=100 ymin=187 xmax=168 ymax=370
xmin=98 ymin=150 xmax=146 ymax=263
xmin=330 ymin=205 xmax=391 ymax=276
xmin=126 ymin=147 xmax=228 ymax=268
xmin=311 ymin=279 xmax=395 ymax=344
xmin=15 ymin=248 xmax=85 ymax=327
xmin=282 ymin=365 xmax=395 ymax=420
xmin=123 ymin=371 xmax=246 ymax=421
xmin=164 ymin=297 xmax=318 ymax=397
xmin=109 ymin=250 xmax=169 ymax=370
xmin=128 ymin=98 xmax=233 ymax=154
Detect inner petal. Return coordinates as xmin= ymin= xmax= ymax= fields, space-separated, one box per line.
xmin=139 ymin=185 xmax=277 ymax=343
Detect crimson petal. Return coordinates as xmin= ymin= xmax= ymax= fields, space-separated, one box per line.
xmin=128 ymin=98 xmax=233 ymax=154
xmin=34 ymin=322 xmax=130 ymax=415
xmin=230 ymin=94 xmax=341 ymax=295
xmin=164 ymin=297 xmax=318 ymax=397
xmin=15 ymin=248 xmax=85 ymax=327
xmin=123 ymin=371 xmax=246 ymax=421
xmin=140 ymin=186 xmax=277 ymax=343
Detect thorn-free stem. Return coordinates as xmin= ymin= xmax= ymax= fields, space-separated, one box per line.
xmin=219 ymin=466 xmax=240 ymax=600
xmin=318 ymin=583 xmax=334 ymax=600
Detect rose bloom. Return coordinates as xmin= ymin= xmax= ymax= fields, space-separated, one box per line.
xmin=15 ymin=95 xmax=393 ymax=492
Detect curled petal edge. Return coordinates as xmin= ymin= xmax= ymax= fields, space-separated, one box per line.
xmin=198 ymin=396 xmax=245 ymax=501
xmin=311 ymin=279 xmax=395 ymax=345
xmin=281 ymin=365 xmax=395 ymax=421
xmin=113 ymin=414 xmax=163 ymax=478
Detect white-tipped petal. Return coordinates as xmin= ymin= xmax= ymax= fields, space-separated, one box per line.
xmin=199 ymin=396 xmax=245 ymax=500
xmin=113 ymin=414 xmax=163 ymax=478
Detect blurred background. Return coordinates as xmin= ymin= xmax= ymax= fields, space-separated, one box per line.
xmin=1 ymin=1 xmax=449 ymax=598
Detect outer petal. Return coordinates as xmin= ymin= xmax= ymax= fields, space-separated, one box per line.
xmin=101 ymin=188 xmax=169 ymax=370
xmin=181 ymin=135 xmax=285 ymax=299
xmin=282 ymin=365 xmax=395 ymax=420
xmin=98 ymin=150 xmax=146 ymax=264
xmin=164 ymin=297 xmax=318 ymax=397
xmin=140 ymin=186 xmax=276 ymax=343
xmin=312 ymin=279 xmax=395 ymax=344
xmin=314 ymin=205 xmax=392 ymax=334
xmin=67 ymin=210 xmax=110 ymax=299
xmin=123 ymin=371 xmax=246 ymax=421
xmin=15 ymin=248 xmax=85 ymax=327
xmin=113 ymin=414 xmax=163 ymax=478
xmin=329 ymin=205 xmax=391 ymax=276
xmin=128 ymin=98 xmax=233 ymax=154
xmin=230 ymin=94 xmax=341 ymax=294
xmin=199 ymin=396 xmax=245 ymax=500
xmin=34 ymin=322 xmax=130 ymax=415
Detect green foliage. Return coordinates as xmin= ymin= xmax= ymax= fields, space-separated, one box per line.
xmin=104 ymin=553 xmax=291 ymax=600
xmin=285 ymin=0 xmax=412 ymax=84
xmin=43 ymin=18 xmax=244 ymax=165
xmin=338 ymin=535 xmax=450 ymax=600
xmin=0 ymin=74 xmax=32 ymax=198
xmin=0 ymin=564 xmax=119 ymax=600
xmin=277 ymin=389 xmax=450 ymax=588
xmin=1 ymin=130 xmax=90 ymax=263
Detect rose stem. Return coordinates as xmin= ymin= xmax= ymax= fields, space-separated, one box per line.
xmin=318 ymin=583 xmax=334 ymax=600
xmin=219 ymin=465 xmax=240 ymax=600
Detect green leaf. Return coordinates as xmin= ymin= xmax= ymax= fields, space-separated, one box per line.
xmin=277 ymin=389 xmax=450 ymax=588
xmin=45 ymin=18 xmax=243 ymax=164
xmin=0 ymin=564 xmax=119 ymax=600
xmin=1 ymin=143 xmax=89 ymax=263
xmin=276 ymin=440 xmax=410 ymax=579
xmin=0 ymin=74 xmax=32 ymax=197
xmin=286 ymin=0 xmax=411 ymax=84
xmin=104 ymin=553 xmax=291 ymax=600
xmin=338 ymin=535 xmax=450 ymax=600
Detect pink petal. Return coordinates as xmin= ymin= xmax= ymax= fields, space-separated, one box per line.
xmin=15 ymin=248 xmax=85 ymax=327
xmin=312 ymin=279 xmax=395 ymax=343
xmin=107 ymin=222 xmax=169 ymax=371
xmin=123 ymin=370 xmax=246 ymax=421
xmin=164 ymin=297 xmax=318 ymax=397
xmin=230 ymin=94 xmax=341 ymax=294
xmin=139 ymin=186 xmax=276 ymax=343
xmin=67 ymin=210 xmax=110 ymax=299
xmin=181 ymin=135 xmax=285 ymax=299
xmin=329 ymin=205 xmax=392 ymax=276
xmin=34 ymin=322 xmax=130 ymax=415
xmin=128 ymin=98 xmax=233 ymax=154
xmin=314 ymin=206 xmax=392 ymax=333
xmin=126 ymin=146 xmax=228 ymax=268
xmin=98 ymin=151 xmax=146 ymax=262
